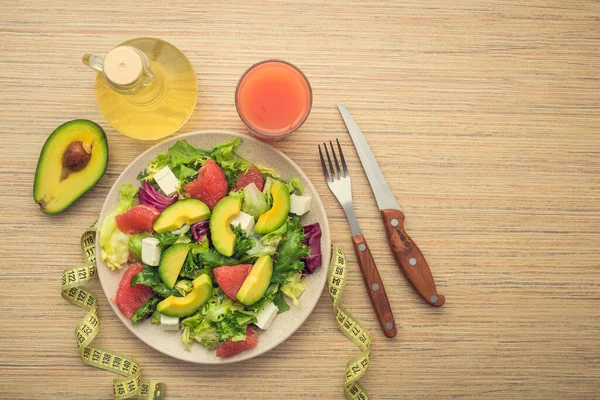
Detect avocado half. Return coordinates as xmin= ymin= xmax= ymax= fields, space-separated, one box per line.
xmin=33 ymin=120 xmax=108 ymax=214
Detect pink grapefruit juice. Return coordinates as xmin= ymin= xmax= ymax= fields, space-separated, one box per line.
xmin=236 ymin=60 xmax=312 ymax=141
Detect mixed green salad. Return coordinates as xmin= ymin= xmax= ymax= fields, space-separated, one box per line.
xmin=98 ymin=138 xmax=322 ymax=358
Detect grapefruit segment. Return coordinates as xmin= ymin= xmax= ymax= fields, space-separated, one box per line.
xmin=184 ymin=160 xmax=228 ymax=211
xmin=235 ymin=167 xmax=264 ymax=191
xmin=216 ymin=325 xmax=258 ymax=358
xmin=115 ymin=204 xmax=160 ymax=234
xmin=213 ymin=264 xmax=252 ymax=300
xmin=115 ymin=263 xmax=154 ymax=318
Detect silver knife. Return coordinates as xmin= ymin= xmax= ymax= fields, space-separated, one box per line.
xmin=337 ymin=104 xmax=445 ymax=307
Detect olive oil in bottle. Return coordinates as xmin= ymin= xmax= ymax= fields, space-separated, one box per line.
xmin=83 ymin=37 xmax=197 ymax=140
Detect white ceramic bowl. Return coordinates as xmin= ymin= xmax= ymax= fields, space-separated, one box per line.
xmin=96 ymin=130 xmax=330 ymax=364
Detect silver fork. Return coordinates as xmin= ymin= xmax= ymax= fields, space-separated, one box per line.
xmin=319 ymin=139 xmax=397 ymax=338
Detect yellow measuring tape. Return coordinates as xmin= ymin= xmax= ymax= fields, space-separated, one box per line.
xmin=61 ymin=223 xmax=166 ymax=400
xmin=328 ymin=245 xmax=371 ymax=400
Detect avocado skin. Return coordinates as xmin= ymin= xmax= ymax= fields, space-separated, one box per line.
xmin=33 ymin=119 xmax=108 ymax=214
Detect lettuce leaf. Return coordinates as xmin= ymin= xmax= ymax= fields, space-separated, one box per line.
xmin=210 ymin=137 xmax=252 ymax=187
xmin=181 ymin=290 xmax=254 ymax=349
xmin=240 ymin=182 xmax=269 ymax=217
xmin=281 ymin=271 xmax=308 ymax=306
xmin=272 ymin=291 xmax=290 ymax=312
xmin=180 ymin=240 xmax=209 ymax=279
xmin=170 ymin=164 xmax=198 ymax=185
xmin=232 ymin=226 xmax=254 ymax=259
xmin=181 ymin=240 xmax=238 ymax=279
xmin=242 ymin=222 xmax=287 ymax=261
xmin=131 ymin=297 xmax=160 ymax=325
xmin=271 ymin=216 xmax=310 ymax=283
xmin=100 ymin=231 xmax=130 ymax=270
xmin=242 ymin=236 xmax=277 ymax=261
xmin=131 ymin=265 xmax=180 ymax=298
xmin=151 ymin=311 xmax=161 ymax=325
xmin=217 ymin=311 xmax=255 ymax=342
xmin=286 ymin=178 xmax=303 ymax=195
xmin=182 ymin=319 xmax=219 ymax=350
xmin=154 ymin=229 xmax=192 ymax=248
xmin=98 ymin=184 xmax=138 ymax=247
xmin=255 ymin=164 xmax=278 ymax=178
xmin=98 ymin=183 xmax=138 ymax=269
xmin=167 ymin=140 xmax=209 ymax=170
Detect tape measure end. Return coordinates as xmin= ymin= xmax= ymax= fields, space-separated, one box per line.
xmin=153 ymin=383 xmax=166 ymax=400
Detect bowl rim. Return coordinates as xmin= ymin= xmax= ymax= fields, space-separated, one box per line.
xmin=96 ymin=129 xmax=331 ymax=364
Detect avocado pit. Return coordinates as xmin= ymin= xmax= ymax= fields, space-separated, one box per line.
xmin=61 ymin=141 xmax=92 ymax=180
xmin=63 ymin=141 xmax=91 ymax=171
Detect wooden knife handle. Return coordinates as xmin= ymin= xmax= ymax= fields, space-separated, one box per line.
xmin=351 ymin=234 xmax=397 ymax=338
xmin=381 ymin=209 xmax=445 ymax=307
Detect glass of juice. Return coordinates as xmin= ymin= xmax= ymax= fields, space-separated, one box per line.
xmin=235 ymin=60 xmax=312 ymax=142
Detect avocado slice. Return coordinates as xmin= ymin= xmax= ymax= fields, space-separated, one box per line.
xmin=33 ymin=120 xmax=108 ymax=214
xmin=158 ymin=243 xmax=190 ymax=289
xmin=210 ymin=196 xmax=242 ymax=257
xmin=157 ymin=274 xmax=213 ymax=317
xmin=153 ymin=199 xmax=210 ymax=233
xmin=254 ymin=179 xmax=290 ymax=234
xmin=237 ymin=255 xmax=273 ymax=305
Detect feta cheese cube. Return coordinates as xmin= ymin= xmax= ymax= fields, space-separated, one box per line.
xmin=254 ymin=301 xmax=279 ymax=330
xmin=141 ymin=237 xmax=161 ymax=266
xmin=230 ymin=211 xmax=255 ymax=236
xmin=290 ymin=194 xmax=312 ymax=216
xmin=159 ymin=314 xmax=180 ymax=331
xmin=154 ymin=166 xmax=179 ymax=196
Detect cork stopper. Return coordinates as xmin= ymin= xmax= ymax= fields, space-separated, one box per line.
xmin=103 ymin=46 xmax=143 ymax=86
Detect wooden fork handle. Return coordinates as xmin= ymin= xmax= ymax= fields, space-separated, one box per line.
xmin=351 ymin=234 xmax=397 ymax=338
xmin=381 ymin=209 xmax=445 ymax=307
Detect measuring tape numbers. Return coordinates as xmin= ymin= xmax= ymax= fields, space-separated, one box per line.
xmin=61 ymin=223 xmax=166 ymax=400
xmin=328 ymin=245 xmax=372 ymax=400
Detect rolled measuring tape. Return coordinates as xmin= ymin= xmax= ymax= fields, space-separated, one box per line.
xmin=328 ymin=246 xmax=371 ymax=400
xmin=61 ymin=223 xmax=166 ymax=400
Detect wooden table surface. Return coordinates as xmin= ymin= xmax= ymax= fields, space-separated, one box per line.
xmin=1 ymin=1 xmax=599 ymax=399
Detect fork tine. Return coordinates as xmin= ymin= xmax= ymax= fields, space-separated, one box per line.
xmin=318 ymin=144 xmax=331 ymax=182
xmin=336 ymin=138 xmax=349 ymax=178
xmin=323 ymin=142 xmax=338 ymax=180
xmin=329 ymin=140 xmax=342 ymax=179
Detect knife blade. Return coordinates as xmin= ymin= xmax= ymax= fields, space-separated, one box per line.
xmin=337 ymin=104 xmax=445 ymax=307
xmin=336 ymin=104 xmax=401 ymax=211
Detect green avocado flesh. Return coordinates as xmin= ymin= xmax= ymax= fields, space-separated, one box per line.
xmin=210 ymin=196 xmax=242 ymax=257
xmin=157 ymin=274 xmax=213 ymax=317
xmin=153 ymin=199 xmax=210 ymax=233
xmin=236 ymin=255 xmax=273 ymax=305
xmin=33 ymin=120 xmax=108 ymax=214
xmin=254 ymin=179 xmax=290 ymax=234
xmin=158 ymin=243 xmax=190 ymax=289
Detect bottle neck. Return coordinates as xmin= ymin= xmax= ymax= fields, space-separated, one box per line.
xmin=84 ymin=46 xmax=166 ymax=106
xmin=103 ymin=47 xmax=154 ymax=94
